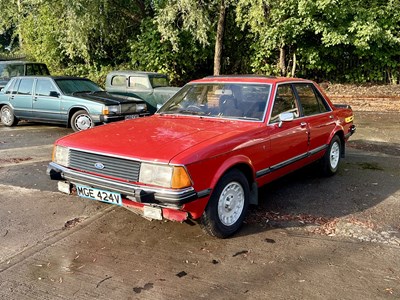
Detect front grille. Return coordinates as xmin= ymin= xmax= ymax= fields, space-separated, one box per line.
xmin=120 ymin=103 xmax=137 ymax=113
xmin=69 ymin=149 xmax=140 ymax=182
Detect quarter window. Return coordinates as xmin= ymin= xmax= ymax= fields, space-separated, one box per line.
xmin=293 ymin=83 xmax=330 ymax=116
xmin=17 ymin=78 xmax=34 ymax=95
xmin=5 ymin=79 xmax=18 ymax=94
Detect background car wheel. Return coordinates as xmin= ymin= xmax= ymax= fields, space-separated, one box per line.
xmin=0 ymin=105 xmax=19 ymax=127
xmin=200 ymin=169 xmax=250 ymax=238
xmin=71 ymin=110 xmax=94 ymax=131
xmin=322 ymin=135 xmax=342 ymax=176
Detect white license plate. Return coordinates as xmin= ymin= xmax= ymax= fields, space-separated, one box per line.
xmin=76 ymin=185 xmax=122 ymax=206
xmin=143 ymin=206 xmax=162 ymax=220
xmin=125 ymin=114 xmax=139 ymax=120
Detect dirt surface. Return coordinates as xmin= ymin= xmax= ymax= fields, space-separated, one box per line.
xmin=0 ymin=90 xmax=399 ymax=299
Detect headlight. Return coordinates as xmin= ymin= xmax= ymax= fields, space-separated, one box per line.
xmin=136 ymin=103 xmax=147 ymax=112
xmin=103 ymin=105 xmax=120 ymax=114
xmin=52 ymin=145 xmax=70 ymax=167
xmin=139 ymin=163 xmax=192 ymax=188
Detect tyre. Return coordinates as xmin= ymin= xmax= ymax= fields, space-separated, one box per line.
xmin=71 ymin=110 xmax=94 ymax=131
xmin=200 ymin=169 xmax=250 ymax=238
xmin=322 ymin=135 xmax=342 ymax=176
xmin=0 ymin=105 xmax=19 ymax=127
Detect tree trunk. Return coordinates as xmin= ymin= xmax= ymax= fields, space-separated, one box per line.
xmin=291 ymin=52 xmax=297 ymax=77
xmin=17 ymin=0 xmax=23 ymax=48
xmin=213 ymin=0 xmax=226 ymax=76
xmin=279 ymin=45 xmax=286 ymax=76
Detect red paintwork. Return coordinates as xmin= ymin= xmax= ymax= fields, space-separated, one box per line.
xmin=122 ymin=199 xmax=188 ymax=222
xmin=55 ymin=76 xmax=354 ymax=221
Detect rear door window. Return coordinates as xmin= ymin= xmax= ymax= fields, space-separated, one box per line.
xmin=293 ymin=83 xmax=331 ymax=116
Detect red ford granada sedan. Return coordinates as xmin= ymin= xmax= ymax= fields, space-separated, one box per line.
xmin=47 ymin=76 xmax=356 ymax=238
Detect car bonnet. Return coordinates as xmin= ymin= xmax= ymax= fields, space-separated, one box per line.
xmin=72 ymin=91 xmax=144 ymax=105
xmin=55 ymin=115 xmax=255 ymax=164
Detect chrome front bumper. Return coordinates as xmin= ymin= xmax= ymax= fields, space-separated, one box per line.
xmin=47 ymin=162 xmax=209 ymax=206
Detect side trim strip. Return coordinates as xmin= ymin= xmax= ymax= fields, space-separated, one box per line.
xmin=255 ymin=144 xmax=328 ymax=178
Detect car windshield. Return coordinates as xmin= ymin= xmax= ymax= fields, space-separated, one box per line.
xmin=149 ymin=76 xmax=169 ymax=88
xmin=55 ymin=79 xmax=103 ymax=95
xmin=158 ymin=83 xmax=271 ymax=121
xmin=0 ymin=64 xmax=24 ymax=80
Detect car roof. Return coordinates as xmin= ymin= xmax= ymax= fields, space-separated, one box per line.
xmin=108 ymin=70 xmax=167 ymax=77
xmin=190 ymin=75 xmax=311 ymax=84
xmin=10 ymin=75 xmax=92 ymax=80
xmin=0 ymin=61 xmax=46 ymax=65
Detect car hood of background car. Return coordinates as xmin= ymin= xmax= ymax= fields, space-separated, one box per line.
xmin=56 ymin=115 xmax=261 ymax=164
xmin=71 ymin=91 xmax=144 ymax=105
xmin=153 ymin=86 xmax=181 ymax=93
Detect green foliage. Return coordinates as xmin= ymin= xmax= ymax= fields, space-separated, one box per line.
xmin=129 ymin=18 xmax=213 ymax=85
xmin=0 ymin=0 xmax=399 ymax=84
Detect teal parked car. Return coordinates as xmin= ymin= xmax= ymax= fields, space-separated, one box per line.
xmin=105 ymin=71 xmax=180 ymax=114
xmin=0 ymin=76 xmax=148 ymax=131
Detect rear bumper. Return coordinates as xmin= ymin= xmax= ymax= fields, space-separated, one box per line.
xmin=47 ymin=162 xmax=209 ymax=207
xmin=345 ymin=124 xmax=356 ymax=139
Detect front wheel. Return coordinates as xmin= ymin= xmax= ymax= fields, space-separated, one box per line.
xmin=71 ymin=110 xmax=94 ymax=131
xmin=200 ymin=169 xmax=250 ymax=238
xmin=322 ymin=135 xmax=342 ymax=176
xmin=1 ymin=105 xmax=19 ymax=127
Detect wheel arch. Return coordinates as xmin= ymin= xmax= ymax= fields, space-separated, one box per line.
xmin=331 ymin=129 xmax=345 ymax=157
xmin=208 ymin=155 xmax=257 ymax=205
xmin=67 ymin=106 xmax=89 ymax=128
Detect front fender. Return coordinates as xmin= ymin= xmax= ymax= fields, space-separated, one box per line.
xmin=209 ymin=154 xmax=255 ymax=191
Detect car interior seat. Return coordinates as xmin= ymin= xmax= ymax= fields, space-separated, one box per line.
xmin=219 ymin=95 xmax=243 ymax=117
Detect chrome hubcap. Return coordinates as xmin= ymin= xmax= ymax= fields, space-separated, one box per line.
xmin=218 ymin=181 xmax=245 ymax=226
xmin=330 ymin=141 xmax=340 ymax=169
xmin=1 ymin=108 xmax=11 ymax=124
xmin=75 ymin=114 xmax=92 ymax=130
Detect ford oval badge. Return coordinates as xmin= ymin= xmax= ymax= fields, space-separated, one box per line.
xmin=94 ymin=162 xmax=105 ymax=170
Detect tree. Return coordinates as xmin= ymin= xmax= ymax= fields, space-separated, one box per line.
xmin=155 ymin=0 xmax=230 ymax=76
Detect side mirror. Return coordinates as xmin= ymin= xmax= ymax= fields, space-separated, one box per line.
xmin=49 ymin=91 xmax=60 ymax=98
xmin=278 ymin=112 xmax=294 ymax=128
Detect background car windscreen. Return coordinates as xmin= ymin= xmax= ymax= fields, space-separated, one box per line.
xmin=0 ymin=64 xmax=24 ymax=79
xmin=55 ymin=79 xmax=103 ymax=94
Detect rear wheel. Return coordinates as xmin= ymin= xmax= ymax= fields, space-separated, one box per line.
xmin=322 ymin=135 xmax=342 ymax=176
xmin=71 ymin=110 xmax=94 ymax=131
xmin=0 ymin=105 xmax=19 ymax=126
xmin=200 ymin=169 xmax=250 ymax=238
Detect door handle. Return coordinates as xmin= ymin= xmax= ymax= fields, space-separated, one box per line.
xmin=300 ymin=122 xmax=307 ymax=127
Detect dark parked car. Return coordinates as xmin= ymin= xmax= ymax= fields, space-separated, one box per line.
xmin=105 ymin=71 xmax=180 ymax=113
xmin=0 ymin=61 xmax=50 ymax=89
xmin=0 ymin=76 xmax=148 ymax=131
xmin=48 ymin=75 xmax=356 ymax=237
